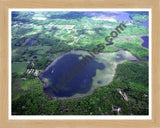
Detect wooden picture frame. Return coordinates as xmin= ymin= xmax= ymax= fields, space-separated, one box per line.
xmin=0 ymin=0 xmax=160 ymax=127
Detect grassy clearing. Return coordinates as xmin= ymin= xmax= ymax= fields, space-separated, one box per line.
xmin=21 ymin=79 xmax=41 ymax=91
xmin=12 ymin=62 xmax=28 ymax=73
xmin=102 ymin=44 xmax=119 ymax=52
xmin=115 ymin=38 xmax=148 ymax=61
xmin=28 ymin=46 xmax=51 ymax=55
xmin=12 ymin=78 xmax=43 ymax=101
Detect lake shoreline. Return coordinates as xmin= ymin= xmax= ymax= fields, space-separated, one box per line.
xmin=39 ymin=49 xmax=143 ymax=101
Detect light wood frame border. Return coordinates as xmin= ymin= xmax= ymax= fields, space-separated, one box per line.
xmin=0 ymin=0 xmax=160 ymax=127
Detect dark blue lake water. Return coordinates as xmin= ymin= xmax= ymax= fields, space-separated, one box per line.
xmin=141 ymin=36 xmax=149 ymax=61
xmin=146 ymin=56 xmax=149 ymax=61
xmin=106 ymin=42 xmax=114 ymax=46
xmin=140 ymin=21 xmax=149 ymax=28
xmin=27 ymin=40 xmax=35 ymax=46
xmin=141 ymin=36 xmax=149 ymax=49
xmin=39 ymin=53 xmax=105 ymax=97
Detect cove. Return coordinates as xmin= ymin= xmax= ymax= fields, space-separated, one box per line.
xmin=141 ymin=36 xmax=149 ymax=49
xmin=140 ymin=21 xmax=149 ymax=28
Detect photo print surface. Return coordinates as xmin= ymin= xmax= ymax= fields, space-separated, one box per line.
xmin=10 ymin=9 xmax=151 ymax=119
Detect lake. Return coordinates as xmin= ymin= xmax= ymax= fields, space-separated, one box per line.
xmin=27 ymin=39 xmax=35 ymax=46
xmin=106 ymin=42 xmax=114 ymax=46
xmin=141 ymin=36 xmax=149 ymax=49
xmin=141 ymin=36 xmax=149 ymax=61
xmin=39 ymin=50 xmax=137 ymax=100
xmin=39 ymin=52 xmax=105 ymax=97
xmin=140 ymin=21 xmax=149 ymax=28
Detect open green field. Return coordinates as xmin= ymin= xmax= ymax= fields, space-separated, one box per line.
xmin=12 ymin=62 xmax=28 ymax=73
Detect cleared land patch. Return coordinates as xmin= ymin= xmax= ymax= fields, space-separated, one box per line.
xmin=12 ymin=62 xmax=28 ymax=73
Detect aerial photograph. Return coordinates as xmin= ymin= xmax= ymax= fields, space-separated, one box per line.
xmin=11 ymin=10 xmax=149 ymax=115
